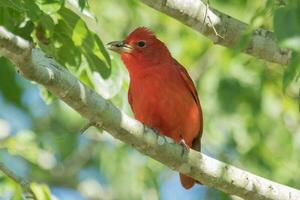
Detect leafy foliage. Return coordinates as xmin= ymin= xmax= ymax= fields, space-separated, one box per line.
xmin=273 ymin=0 xmax=300 ymax=104
xmin=0 ymin=0 xmax=110 ymax=81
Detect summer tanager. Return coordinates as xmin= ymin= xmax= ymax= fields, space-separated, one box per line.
xmin=107 ymin=27 xmax=203 ymax=189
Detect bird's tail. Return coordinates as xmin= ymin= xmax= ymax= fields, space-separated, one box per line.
xmin=179 ymin=173 xmax=199 ymax=189
xmin=179 ymin=136 xmax=202 ymax=189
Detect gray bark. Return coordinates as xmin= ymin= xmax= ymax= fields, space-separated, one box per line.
xmin=140 ymin=0 xmax=291 ymax=65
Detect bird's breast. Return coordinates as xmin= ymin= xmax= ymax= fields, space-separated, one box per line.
xmin=128 ymin=67 xmax=200 ymax=145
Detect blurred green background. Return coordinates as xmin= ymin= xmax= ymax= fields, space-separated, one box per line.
xmin=0 ymin=0 xmax=299 ymax=199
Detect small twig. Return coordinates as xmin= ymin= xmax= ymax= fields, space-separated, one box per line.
xmin=207 ymin=15 xmax=224 ymax=40
xmin=201 ymin=0 xmax=209 ymax=32
xmin=204 ymin=0 xmax=224 ymax=40
xmin=0 ymin=162 xmax=37 ymax=200
xmin=201 ymin=0 xmax=224 ymax=40
xmin=79 ymin=121 xmax=102 ymax=134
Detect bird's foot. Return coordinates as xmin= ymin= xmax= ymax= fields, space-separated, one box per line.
xmin=179 ymin=139 xmax=190 ymax=156
xmin=149 ymin=127 xmax=160 ymax=135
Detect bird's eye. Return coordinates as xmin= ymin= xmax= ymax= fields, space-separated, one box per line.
xmin=137 ymin=41 xmax=146 ymax=48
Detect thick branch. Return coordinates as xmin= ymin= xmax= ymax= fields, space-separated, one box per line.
xmin=140 ymin=0 xmax=291 ymax=65
xmin=0 ymin=27 xmax=300 ymax=200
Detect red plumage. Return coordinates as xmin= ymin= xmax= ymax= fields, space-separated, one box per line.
xmin=108 ymin=27 xmax=203 ymax=189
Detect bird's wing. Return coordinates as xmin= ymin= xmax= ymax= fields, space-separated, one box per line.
xmin=174 ymin=60 xmax=203 ymax=151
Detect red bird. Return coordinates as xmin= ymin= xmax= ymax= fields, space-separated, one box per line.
xmin=107 ymin=27 xmax=203 ymax=189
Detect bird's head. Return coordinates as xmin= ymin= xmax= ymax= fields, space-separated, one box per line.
xmin=107 ymin=27 xmax=172 ymax=74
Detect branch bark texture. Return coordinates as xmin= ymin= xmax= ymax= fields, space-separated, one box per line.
xmin=140 ymin=0 xmax=291 ymax=65
xmin=0 ymin=27 xmax=299 ymax=200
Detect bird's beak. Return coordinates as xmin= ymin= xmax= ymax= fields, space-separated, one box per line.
xmin=106 ymin=41 xmax=133 ymax=53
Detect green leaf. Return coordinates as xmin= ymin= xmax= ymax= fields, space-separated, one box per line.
xmin=94 ymin=33 xmax=111 ymax=67
xmin=83 ymin=49 xmax=111 ymax=78
xmin=78 ymin=67 xmax=94 ymax=88
xmin=53 ymin=27 xmax=81 ymax=67
xmin=83 ymin=33 xmax=111 ymax=78
xmin=78 ymin=0 xmax=87 ymax=11
xmin=37 ymin=1 xmax=61 ymax=14
xmin=40 ymin=13 xmax=55 ymax=32
xmin=72 ymin=20 xmax=88 ymax=46
xmin=0 ymin=57 xmax=23 ymax=108
xmin=30 ymin=183 xmax=51 ymax=200
xmin=24 ymin=0 xmax=42 ymax=21
xmin=274 ymin=1 xmax=300 ymax=93
xmin=0 ymin=7 xmax=25 ymax=32
xmin=58 ymin=7 xmax=111 ymax=77
xmin=58 ymin=7 xmax=80 ymax=30
xmin=274 ymin=3 xmax=300 ymax=42
xmin=0 ymin=0 xmax=25 ymax=12
xmin=280 ymin=37 xmax=300 ymax=52
xmin=283 ymin=52 xmax=300 ymax=90
xmin=15 ymin=20 xmax=35 ymax=41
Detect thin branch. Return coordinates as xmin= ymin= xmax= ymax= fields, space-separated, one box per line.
xmin=140 ymin=0 xmax=291 ymax=65
xmin=0 ymin=27 xmax=300 ymax=200
xmin=0 ymin=162 xmax=36 ymax=200
xmin=79 ymin=121 xmax=99 ymax=134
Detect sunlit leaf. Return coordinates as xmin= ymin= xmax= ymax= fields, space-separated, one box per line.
xmin=30 ymin=183 xmax=51 ymax=200
xmin=280 ymin=37 xmax=300 ymax=52
xmin=37 ymin=1 xmax=61 ymax=14
xmin=94 ymin=33 xmax=111 ymax=67
xmin=72 ymin=20 xmax=88 ymax=46
xmin=58 ymin=7 xmax=111 ymax=77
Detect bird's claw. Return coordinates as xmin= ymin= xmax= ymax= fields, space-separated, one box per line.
xmin=179 ymin=139 xmax=190 ymax=156
xmin=150 ymin=127 xmax=160 ymax=134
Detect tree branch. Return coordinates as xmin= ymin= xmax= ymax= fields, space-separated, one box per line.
xmin=140 ymin=0 xmax=291 ymax=65
xmin=0 ymin=27 xmax=300 ymax=200
xmin=0 ymin=162 xmax=36 ymax=199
